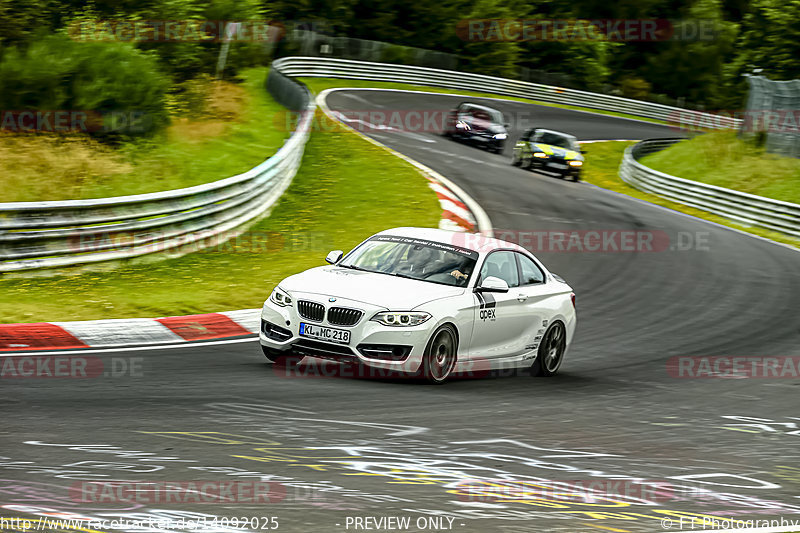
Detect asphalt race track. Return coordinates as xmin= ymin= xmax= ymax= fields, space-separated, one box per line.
xmin=2 ymin=90 xmax=800 ymax=533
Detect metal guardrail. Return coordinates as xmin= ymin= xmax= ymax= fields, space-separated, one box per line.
xmin=0 ymin=69 xmax=316 ymax=273
xmin=273 ymin=57 xmax=741 ymax=128
xmin=620 ymin=139 xmax=800 ymax=238
xmin=1 ymin=57 xmax=754 ymax=273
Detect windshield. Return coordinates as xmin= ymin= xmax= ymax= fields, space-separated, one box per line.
xmin=463 ymin=106 xmax=504 ymax=124
xmin=339 ymin=235 xmax=479 ymax=287
xmin=534 ymin=131 xmax=578 ymax=150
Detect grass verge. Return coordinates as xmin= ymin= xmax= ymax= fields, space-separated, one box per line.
xmin=640 ymin=131 xmax=800 ymax=204
xmin=301 ymin=78 xmax=668 ymax=126
xmin=0 ymin=68 xmax=289 ymax=202
xmin=0 ymin=110 xmax=441 ymax=323
xmin=581 ymin=141 xmax=800 ymax=249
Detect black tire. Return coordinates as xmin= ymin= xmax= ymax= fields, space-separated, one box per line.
xmin=262 ymin=346 xmax=301 ymax=368
xmin=421 ymin=325 xmax=458 ymax=384
xmin=572 ymin=173 xmax=581 ymax=182
xmin=511 ymin=151 xmax=522 ymax=166
xmin=531 ymin=321 xmax=566 ymax=377
xmin=521 ymin=154 xmax=533 ymax=170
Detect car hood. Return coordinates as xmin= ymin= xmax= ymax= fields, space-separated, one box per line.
xmin=532 ymin=143 xmax=583 ymax=160
xmin=279 ymin=266 xmax=466 ymax=309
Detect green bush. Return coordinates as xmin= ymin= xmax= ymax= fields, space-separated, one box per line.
xmin=0 ymin=35 xmax=169 ymax=139
xmin=620 ymin=77 xmax=653 ymax=100
xmin=380 ymin=44 xmax=414 ymax=65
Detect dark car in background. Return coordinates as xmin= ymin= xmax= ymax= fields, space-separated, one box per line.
xmin=512 ymin=128 xmax=585 ymax=181
xmin=443 ymin=102 xmax=509 ymax=153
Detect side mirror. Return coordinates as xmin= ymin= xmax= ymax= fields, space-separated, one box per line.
xmin=581 ymin=149 xmax=588 ymax=154
xmin=325 ymin=250 xmax=343 ymax=264
xmin=504 ymin=122 xmax=510 ymax=128
xmin=476 ymin=276 xmax=509 ymax=293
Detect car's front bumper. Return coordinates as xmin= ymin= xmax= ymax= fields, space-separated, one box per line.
xmin=454 ymin=130 xmax=505 ymax=149
xmin=259 ymin=295 xmax=434 ymax=373
xmin=531 ymin=158 xmax=582 ymax=176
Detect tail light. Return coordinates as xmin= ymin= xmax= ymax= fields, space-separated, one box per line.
xmin=570 ymin=293 xmax=576 ymax=308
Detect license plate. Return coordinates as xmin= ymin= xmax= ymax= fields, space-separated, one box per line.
xmin=547 ymin=162 xmax=567 ymax=169
xmin=299 ymin=323 xmax=351 ymax=345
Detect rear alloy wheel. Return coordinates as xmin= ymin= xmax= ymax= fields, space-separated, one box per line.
xmin=531 ymin=321 xmax=566 ymax=377
xmin=262 ymin=346 xmax=301 ymax=369
xmin=421 ymin=325 xmax=457 ymax=384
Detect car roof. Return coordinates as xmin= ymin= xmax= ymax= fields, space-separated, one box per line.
xmin=375 ymin=227 xmax=529 ymax=255
xmin=533 ymin=128 xmax=578 ymax=141
xmin=459 ymin=102 xmax=502 ymax=115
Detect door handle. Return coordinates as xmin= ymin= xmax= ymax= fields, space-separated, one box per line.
xmin=517 ymin=293 xmax=528 ymax=302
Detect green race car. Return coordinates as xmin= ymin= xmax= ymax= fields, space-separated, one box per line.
xmin=512 ymin=128 xmax=585 ymax=181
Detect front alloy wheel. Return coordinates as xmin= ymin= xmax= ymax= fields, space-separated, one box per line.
xmin=422 ymin=325 xmax=457 ymax=384
xmin=531 ymin=321 xmax=566 ymax=377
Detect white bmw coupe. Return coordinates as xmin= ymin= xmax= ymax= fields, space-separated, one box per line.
xmin=260 ymin=227 xmax=576 ymax=383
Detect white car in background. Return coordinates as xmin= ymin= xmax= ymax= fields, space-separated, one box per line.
xmin=260 ymin=227 xmax=576 ymax=383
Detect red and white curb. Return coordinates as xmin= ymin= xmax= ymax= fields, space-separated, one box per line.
xmin=0 ymin=89 xmax=492 ymax=353
xmin=426 ymin=176 xmax=477 ymax=232
xmin=0 ymin=310 xmax=261 ymax=352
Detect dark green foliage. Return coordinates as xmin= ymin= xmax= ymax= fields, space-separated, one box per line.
xmin=0 ymin=35 xmax=169 ymax=138
xmin=0 ymin=0 xmax=798 ymax=123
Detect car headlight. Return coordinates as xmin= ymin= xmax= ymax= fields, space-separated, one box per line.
xmin=533 ymin=152 xmax=548 ymax=158
xmin=269 ymin=287 xmax=293 ymax=307
xmin=455 ymin=121 xmax=470 ymax=130
xmin=493 ymin=133 xmax=507 ymax=140
xmin=568 ymin=160 xmax=583 ymax=167
xmin=371 ymin=311 xmax=432 ymax=327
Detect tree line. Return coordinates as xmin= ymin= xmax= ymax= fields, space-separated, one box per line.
xmin=0 ymin=0 xmax=797 ymax=139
